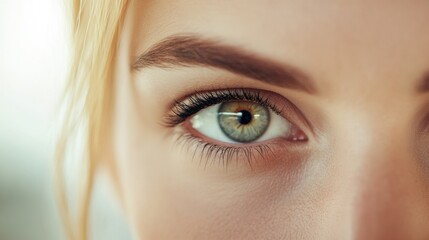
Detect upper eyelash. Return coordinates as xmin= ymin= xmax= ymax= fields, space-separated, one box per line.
xmin=164 ymin=88 xmax=284 ymax=127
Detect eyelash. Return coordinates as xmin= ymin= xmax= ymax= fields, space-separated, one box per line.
xmin=174 ymin=132 xmax=278 ymax=170
xmin=164 ymin=88 xmax=284 ymax=127
xmin=164 ymin=88 xmax=301 ymax=169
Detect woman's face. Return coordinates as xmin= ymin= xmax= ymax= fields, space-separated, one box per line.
xmin=111 ymin=1 xmax=429 ymax=239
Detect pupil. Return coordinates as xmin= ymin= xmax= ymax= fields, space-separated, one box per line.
xmin=238 ymin=110 xmax=252 ymax=125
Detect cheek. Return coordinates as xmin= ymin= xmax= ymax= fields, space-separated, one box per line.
xmin=113 ymin=121 xmax=329 ymax=239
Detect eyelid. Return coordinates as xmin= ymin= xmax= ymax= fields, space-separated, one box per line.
xmin=172 ymin=131 xmax=309 ymax=173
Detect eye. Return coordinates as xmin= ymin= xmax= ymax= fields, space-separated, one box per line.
xmin=164 ymin=88 xmax=310 ymax=169
xmin=190 ymin=101 xmax=306 ymax=144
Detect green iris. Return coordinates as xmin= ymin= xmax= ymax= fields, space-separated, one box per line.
xmin=218 ymin=101 xmax=270 ymax=142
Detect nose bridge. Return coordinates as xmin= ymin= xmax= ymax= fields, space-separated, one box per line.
xmin=349 ymin=115 xmax=428 ymax=239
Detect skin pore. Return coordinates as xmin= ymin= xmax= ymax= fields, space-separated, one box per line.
xmin=108 ymin=1 xmax=429 ymax=239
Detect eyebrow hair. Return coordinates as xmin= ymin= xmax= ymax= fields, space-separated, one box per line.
xmin=132 ymin=34 xmax=316 ymax=93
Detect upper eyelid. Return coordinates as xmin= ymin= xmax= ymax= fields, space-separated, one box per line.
xmin=165 ymin=88 xmax=281 ymax=125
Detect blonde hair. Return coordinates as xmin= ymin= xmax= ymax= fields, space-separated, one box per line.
xmin=56 ymin=0 xmax=129 ymax=239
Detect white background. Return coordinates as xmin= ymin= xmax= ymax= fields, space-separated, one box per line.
xmin=0 ymin=0 xmax=131 ymax=239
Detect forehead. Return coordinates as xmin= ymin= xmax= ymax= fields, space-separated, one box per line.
xmin=132 ymin=1 xmax=429 ymax=94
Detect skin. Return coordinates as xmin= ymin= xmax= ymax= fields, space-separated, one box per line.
xmin=108 ymin=0 xmax=429 ymax=239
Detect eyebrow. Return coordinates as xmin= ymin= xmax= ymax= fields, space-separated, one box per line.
xmin=132 ymin=34 xmax=316 ymax=93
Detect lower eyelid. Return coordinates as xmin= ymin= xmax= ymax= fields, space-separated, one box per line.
xmin=171 ymin=129 xmax=310 ymax=175
xmin=183 ymin=119 xmax=305 ymax=150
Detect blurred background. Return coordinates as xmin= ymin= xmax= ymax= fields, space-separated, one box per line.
xmin=0 ymin=0 xmax=131 ymax=239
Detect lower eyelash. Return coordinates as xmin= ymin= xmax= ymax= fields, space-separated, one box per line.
xmin=175 ymin=132 xmax=276 ymax=170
